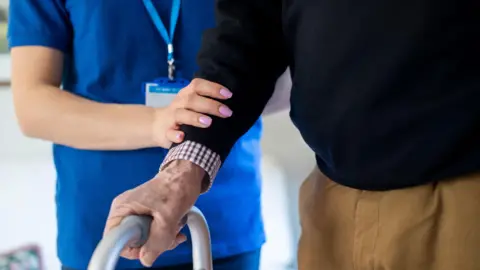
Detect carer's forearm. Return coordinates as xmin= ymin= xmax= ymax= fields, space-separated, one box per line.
xmin=14 ymin=85 xmax=157 ymax=150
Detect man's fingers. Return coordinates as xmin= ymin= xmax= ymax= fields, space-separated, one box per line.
xmin=106 ymin=214 xmax=140 ymax=261
xmin=139 ymin=219 xmax=173 ymax=267
xmin=167 ymin=234 xmax=187 ymax=250
xmin=120 ymin=247 xmax=140 ymax=260
xmin=103 ymin=196 xmax=137 ymax=236
xmin=103 ymin=215 xmax=125 ymax=237
xmin=104 ymin=198 xmax=144 ymax=260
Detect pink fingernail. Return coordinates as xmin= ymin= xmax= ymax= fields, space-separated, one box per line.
xmin=199 ymin=116 xmax=212 ymax=126
xmin=220 ymin=88 xmax=232 ymax=98
xmin=219 ymin=106 xmax=233 ymax=117
xmin=176 ymin=133 xmax=183 ymax=139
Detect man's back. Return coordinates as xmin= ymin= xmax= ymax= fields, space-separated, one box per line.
xmin=190 ymin=1 xmax=480 ymax=269
xmin=285 ymin=0 xmax=480 ymax=190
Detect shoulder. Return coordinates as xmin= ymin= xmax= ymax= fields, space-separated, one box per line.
xmin=8 ymin=0 xmax=72 ymax=52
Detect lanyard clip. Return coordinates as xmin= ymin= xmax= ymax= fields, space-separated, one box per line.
xmin=168 ymin=59 xmax=175 ymax=81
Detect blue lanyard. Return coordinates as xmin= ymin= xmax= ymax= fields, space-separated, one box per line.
xmin=143 ymin=0 xmax=181 ymax=80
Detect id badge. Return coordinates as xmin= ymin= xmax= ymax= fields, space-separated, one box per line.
xmin=144 ymin=77 xmax=190 ymax=108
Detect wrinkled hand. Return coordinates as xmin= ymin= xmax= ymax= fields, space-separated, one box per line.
xmin=153 ymin=78 xmax=233 ymax=148
xmin=103 ymin=160 xmax=205 ymax=267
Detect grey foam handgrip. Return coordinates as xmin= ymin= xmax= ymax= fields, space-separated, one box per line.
xmin=121 ymin=215 xmax=153 ymax=247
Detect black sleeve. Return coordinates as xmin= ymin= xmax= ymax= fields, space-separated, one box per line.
xmin=178 ymin=0 xmax=288 ymax=161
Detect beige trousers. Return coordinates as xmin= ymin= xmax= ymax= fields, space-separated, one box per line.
xmin=298 ymin=167 xmax=480 ymax=270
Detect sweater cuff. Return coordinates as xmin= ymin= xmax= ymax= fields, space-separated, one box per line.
xmin=160 ymin=141 xmax=221 ymax=192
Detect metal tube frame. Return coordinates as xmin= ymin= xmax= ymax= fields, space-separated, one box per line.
xmin=88 ymin=206 xmax=212 ymax=270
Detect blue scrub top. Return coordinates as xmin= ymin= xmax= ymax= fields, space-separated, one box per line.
xmin=8 ymin=0 xmax=264 ymax=269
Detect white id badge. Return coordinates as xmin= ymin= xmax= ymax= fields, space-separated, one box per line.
xmin=144 ymin=77 xmax=190 ymax=108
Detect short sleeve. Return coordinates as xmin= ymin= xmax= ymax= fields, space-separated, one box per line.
xmin=7 ymin=0 xmax=73 ymax=53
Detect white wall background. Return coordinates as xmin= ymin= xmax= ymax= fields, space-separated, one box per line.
xmin=0 ymin=59 xmax=314 ymax=269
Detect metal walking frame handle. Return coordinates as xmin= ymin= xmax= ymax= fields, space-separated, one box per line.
xmin=87 ymin=206 xmax=212 ymax=270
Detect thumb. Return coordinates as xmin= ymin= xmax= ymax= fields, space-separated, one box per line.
xmin=167 ymin=233 xmax=187 ymax=250
xmin=166 ymin=129 xmax=184 ymax=144
xmin=139 ymin=219 xmax=173 ymax=267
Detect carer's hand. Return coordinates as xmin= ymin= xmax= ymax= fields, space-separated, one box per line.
xmin=103 ymin=160 xmax=206 ymax=267
xmin=153 ymin=78 xmax=234 ymax=148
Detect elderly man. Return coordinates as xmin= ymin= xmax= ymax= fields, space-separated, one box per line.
xmin=104 ymin=0 xmax=480 ymax=269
